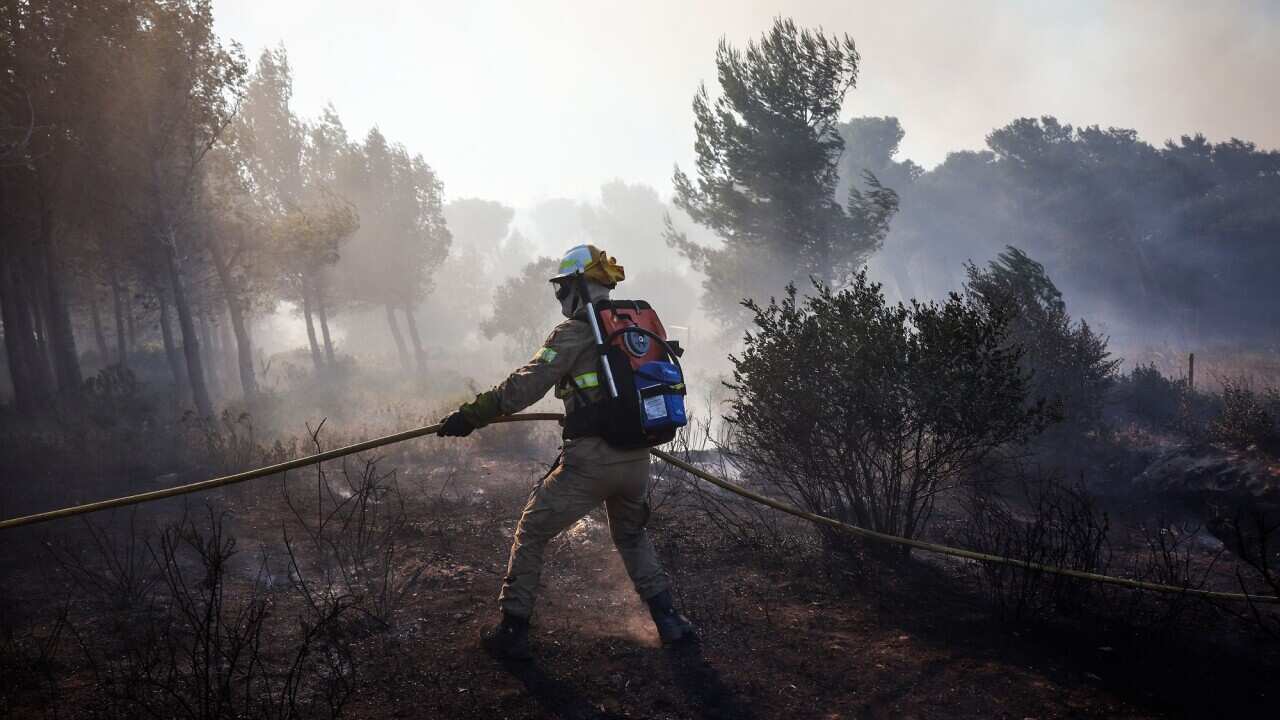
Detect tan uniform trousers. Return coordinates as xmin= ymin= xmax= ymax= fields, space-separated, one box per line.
xmin=499 ymin=436 xmax=670 ymax=618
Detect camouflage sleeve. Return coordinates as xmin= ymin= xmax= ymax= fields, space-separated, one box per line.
xmin=458 ymin=319 xmax=594 ymax=426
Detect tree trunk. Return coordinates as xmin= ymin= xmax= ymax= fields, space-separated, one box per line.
xmin=158 ymin=286 xmax=187 ymax=404
xmin=15 ymin=246 xmax=56 ymax=400
xmin=316 ymin=289 xmax=336 ymax=366
xmin=163 ymin=228 xmax=213 ymax=417
xmin=109 ymin=255 xmax=128 ymax=368
xmin=89 ymin=290 xmax=109 ymax=365
xmin=26 ymin=251 xmax=54 ymax=384
xmin=385 ymin=303 xmax=410 ymax=372
xmin=300 ymin=274 xmax=325 ymax=372
xmin=209 ymin=238 xmax=258 ymax=400
xmin=0 ymin=258 xmax=31 ymax=412
xmin=402 ymin=304 xmax=426 ymax=372
xmin=207 ymin=310 xmax=223 ymax=381
xmin=38 ymin=207 xmax=82 ymax=395
xmin=217 ymin=310 xmax=234 ymax=390
xmin=197 ymin=309 xmax=220 ymax=397
xmin=124 ymin=288 xmax=136 ymax=352
xmin=0 ymin=248 xmax=45 ymax=413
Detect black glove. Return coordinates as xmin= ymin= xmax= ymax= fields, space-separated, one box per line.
xmin=437 ymin=411 xmax=476 ymax=437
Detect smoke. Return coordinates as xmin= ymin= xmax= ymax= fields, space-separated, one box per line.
xmin=203 ymin=0 xmax=1280 ymax=408
xmin=213 ymin=0 xmax=1280 ymax=203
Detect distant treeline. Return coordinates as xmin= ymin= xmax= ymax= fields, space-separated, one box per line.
xmin=838 ymin=116 xmax=1280 ymax=349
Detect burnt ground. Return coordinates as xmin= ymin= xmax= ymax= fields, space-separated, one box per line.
xmin=3 ymin=440 xmax=1279 ymax=720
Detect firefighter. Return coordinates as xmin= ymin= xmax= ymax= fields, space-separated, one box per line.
xmin=437 ymin=245 xmax=697 ymax=660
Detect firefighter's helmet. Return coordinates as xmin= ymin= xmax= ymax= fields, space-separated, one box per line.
xmin=550 ymin=244 xmax=625 ymax=288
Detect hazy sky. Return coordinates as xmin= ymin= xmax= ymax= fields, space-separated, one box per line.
xmin=212 ymin=0 xmax=1280 ymax=206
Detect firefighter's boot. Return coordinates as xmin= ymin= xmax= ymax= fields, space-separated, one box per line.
xmin=480 ymin=612 xmax=532 ymax=660
xmin=647 ymin=589 xmax=698 ymax=645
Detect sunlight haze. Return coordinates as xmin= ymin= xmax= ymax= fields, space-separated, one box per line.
xmin=212 ymin=0 xmax=1280 ymax=205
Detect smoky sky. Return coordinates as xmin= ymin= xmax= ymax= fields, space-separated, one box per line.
xmin=212 ymin=0 xmax=1280 ymax=206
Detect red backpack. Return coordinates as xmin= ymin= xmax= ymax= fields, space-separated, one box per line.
xmin=564 ymin=298 xmax=688 ymax=448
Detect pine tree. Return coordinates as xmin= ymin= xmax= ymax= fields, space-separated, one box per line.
xmin=668 ymin=18 xmax=897 ymax=334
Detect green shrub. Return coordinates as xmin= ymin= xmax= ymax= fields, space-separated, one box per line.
xmin=1113 ymin=363 xmax=1184 ymax=428
xmin=967 ymin=247 xmax=1118 ymax=434
xmin=726 ymin=272 xmax=1046 ymax=556
xmin=1210 ymin=378 xmax=1280 ymax=453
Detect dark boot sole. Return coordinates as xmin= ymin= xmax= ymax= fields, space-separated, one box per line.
xmin=480 ymin=627 xmax=533 ymax=661
xmin=484 ymin=643 xmax=533 ymax=661
xmin=658 ymin=626 xmax=700 ymax=646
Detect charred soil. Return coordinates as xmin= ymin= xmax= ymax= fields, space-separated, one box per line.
xmin=2 ymin=443 xmax=1278 ymax=719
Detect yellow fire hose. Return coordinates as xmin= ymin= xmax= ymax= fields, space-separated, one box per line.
xmin=1 ymin=413 xmax=1276 ymax=605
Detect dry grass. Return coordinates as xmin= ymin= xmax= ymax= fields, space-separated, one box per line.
xmin=1130 ymin=344 xmax=1280 ymax=391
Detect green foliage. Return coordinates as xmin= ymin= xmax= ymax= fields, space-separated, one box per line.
xmin=726 ymin=272 xmax=1044 ymax=550
xmin=481 ymin=258 xmax=561 ymax=361
xmin=967 ymin=246 xmax=1118 ymax=432
xmin=669 ymin=18 xmax=897 ymax=334
xmin=580 ymin=181 xmax=670 ymax=274
xmin=81 ymin=366 xmax=151 ymax=430
xmin=336 ymin=128 xmax=452 ymax=309
xmin=438 ymin=198 xmax=528 ymax=296
xmin=1113 ymin=363 xmax=1185 ymax=428
xmin=445 ymin=199 xmax=515 ymax=252
xmin=1 ymin=0 xmax=250 ymax=411
xmin=887 ymin=116 xmax=1280 ymax=345
xmin=270 ymin=193 xmax=358 ymax=280
xmin=1210 ymin=378 xmax=1280 ymax=453
xmin=242 ymin=46 xmax=305 ymax=213
xmin=835 ymin=116 xmax=923 ymax=202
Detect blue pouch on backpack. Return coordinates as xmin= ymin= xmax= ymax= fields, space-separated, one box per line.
xmin=633 ymin=361 xmax=687 ymax=432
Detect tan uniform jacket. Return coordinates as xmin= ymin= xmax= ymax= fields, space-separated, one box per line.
xmin=461 ymin=317 xmax=649 ymax=463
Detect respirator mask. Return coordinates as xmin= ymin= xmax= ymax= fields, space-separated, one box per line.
xmin=553 ymin=280 xmax=578 ymax=318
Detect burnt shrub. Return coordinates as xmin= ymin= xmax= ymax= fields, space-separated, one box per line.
xmin=282 ymin=423 xmax=422 ymax=632
xmin=656 ymin=418 xmax=817 ymax=560
xmin=1119 ymin=517 xmax=1225 ymax=636
xmin=961 ymin=473 xmax=1227 ymax=635
xmin=1226 ymin=511 xmax=1280 ymax=641
xmin=64 ymin=507 xmax=358 ymax=720
xmin=58 ymin=504 xmax=358 ymax=717
xmin=725 ymin=273 xmax=1045 ymax=558
xmin=0 ymin=585 xmax=68 ymax=715
xmin=961 ymin=471 xmax=1112 ymax=620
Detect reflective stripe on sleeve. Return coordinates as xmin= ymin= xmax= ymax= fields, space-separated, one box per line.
xmin=572 ymin=372 xmax=599 ymax=389
xmin=533 ymin=346 xmax=558 ymax=363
